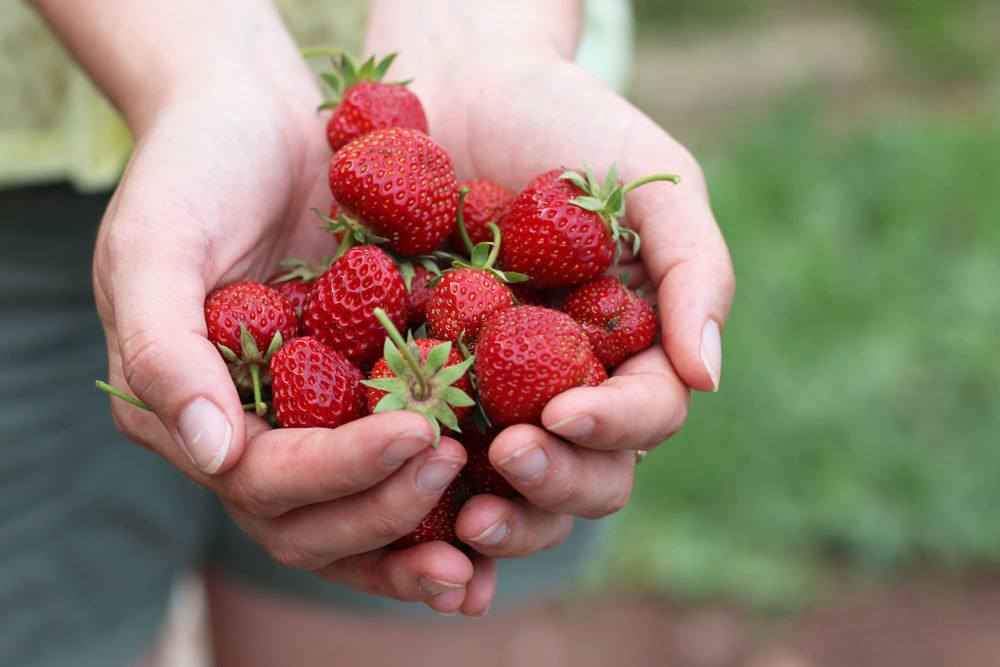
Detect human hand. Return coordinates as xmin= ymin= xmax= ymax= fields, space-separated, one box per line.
xmin=366 ymin=0 xmax=735 ymax=555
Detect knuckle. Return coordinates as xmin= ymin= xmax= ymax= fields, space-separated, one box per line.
xmin=227 ymin=475 xmax=285 ymax=519
xmin=118 ymin=330 xmax=168 ymax=400
xmin=543 ymin=476 xmax=578 ymax=511
xmin=365 ymin=494 xmax=414 ymax=543
xmin=264 ymin=531 xmax=328 ymax=571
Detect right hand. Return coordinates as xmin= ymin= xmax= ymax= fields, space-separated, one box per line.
xmin=92 ymin=56 xmax=494 ymax=615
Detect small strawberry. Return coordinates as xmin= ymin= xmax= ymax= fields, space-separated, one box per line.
xmin=327 ymin=127 xmax=458 ymax=256
xmin=205 ymin=282 xmax=298 ymax=415
xmin=500 ymin=165 xmax=680 ymax=287
xmin=564 ymin=276 xmax=658 ymax=369
xmin=401 ymin=262 xmax=439 ymax=329
xmin=510 ymin=284 xmax=550 ymax=308
xmin=309 ymin=51 xmax=428 ymax=152
xmin=301 ymin=246 xmax=408 ymax=370
xmin=266 ymin=259 xmax=330 ymax=317
xmin=450 ymin=179 xmax=514 ymax=251
xmin=461 ymin=425 xmax=517 ymax=498
xmin=390 ymin=478 xmax=468 ymax=548
xmin=270 ymin=336 xmax=367 ymax=429
xmin=426 ymin=188 xmax=528 ymax=346
xmin=475 ymin=306 xmax=596 ymax=426
xmin=363 ymin=309 xmax=475 ymax=443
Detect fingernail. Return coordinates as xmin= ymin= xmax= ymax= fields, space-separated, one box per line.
xmin=430 ymin=588 xmax=466 ymax=615
xmin=700 ymin=319 xmax=722 ymax=392
xmin=498 ymin=443 xmax=549 ymax=481
xmin=416 ymin=456 xmax=462 ymax=494
xmin=469 ymin=519 xmax=509 ymax=546
xmin=382 ymin=432 xmax=431 ymax=467
xmin=177 ymin=397 xmax=232 ymax=474
xmin=474 ymin=604 xmax=491 ymax=617
xmin=417 ymin=576 xmax=465 ymax=596
xmin=546 ymin=414 xmax=596 ymax=440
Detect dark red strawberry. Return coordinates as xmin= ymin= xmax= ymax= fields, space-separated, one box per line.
xmin=450 ymin=179 xmax=514 ymax=252
xmin=500 ymin=165 xmax=679 ymax=287
xmin=390 ymin=478 xmax=468 ymax=548
xmin=475 ymin=306 xmax=596 ymax=425
xmin=205 ymin=281 xmax=298 ymax=414
xmin=510 ymin=284 xmax=549 ymax=308
xmin=266 ymin=259 xmax=331 ymax=317
xmin=564 ymin=276 xmax=658 ymax=369
xmin=269 ymin=336 xmax=366 ymax=428
xmin=583 ymin=354 xmax=609 ymax=386
xmin=461 ymin=426 xmax=517 ymax=498
xmin=328 ymin=127 xmax=458 ymax=256
xmin=301 ymin=246 xmax=407 ymax=370
xmin=311 ymin=52 xmax=428 ymax=152
xmin=403 ymin=263 xmax=437 ymax=329
xmin=364 ymin=314 xmax=475 ymax=443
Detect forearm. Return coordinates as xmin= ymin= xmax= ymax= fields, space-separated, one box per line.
xmin=31 ymin=0 xmax=310 ymax=134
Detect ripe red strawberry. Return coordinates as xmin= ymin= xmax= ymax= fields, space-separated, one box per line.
xmin=390 ymin=478 xmax=468 ymax=548
xmin=328 ymin=127 xmax=458 ymax=256
xmin=312 ymin=52 xmax=428 ymax=152
xmin=364 ymin=322 xmax=475 ymax=442
xmin=500 ymin=165 xmax=679 ymax=287
xmin=450 ymin=179 xmax=514 ymax=251
xmin=475 ymin=306 xmax=596 ymax=425
xmin=583 ymin=354 xmax=609 ymax=386
xmin=301 ymin=246 xmax=407 ymax=370
xmin=270 ymin=336 xmax=366 ymax=429
xmin=510 ymin=284 xmax=549 ymax=308
xmin=266 ymin=259 xmax=330 ymax=318
xmin=205 ymin=281 xmax=298 ymax=414
xmin=461 ymin=426 xmax=517 ymax=498
xmin=564 ymin=276 xmax=658 ymax=369
xmin=403 ymin=263 xmax=437 ymax=329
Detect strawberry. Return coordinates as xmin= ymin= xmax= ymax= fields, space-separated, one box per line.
xmin=426 ymin=188 xmax=528 ymax=346
xmin=500 ymin=165 xmax=679 ymax=287
xmin=510 ymin=284 xmax=549 ymax=308
xmin=301 ymin=246 xmax=408 ymax=370
xmin=327 ymin=127 xmax=458 ymax=256
xmin=363 ymin=310 xmax=475 ymax=443
xmin=583 ymin=354 xmax=609 ymax=386
xmin=311 ymin=52 xmax=428 ymax=153
xmin=402 ymin=262 xmax=438 ymax=329
xmin=266 ymin=259 xmax=330 ymax=317
xmin=390 ymin=478 xmax=468 ymax=548
xmin=205 ymin=282 xmax=298 ymax=415
xmin=475 ymin=306 xmax=596 ymax=426
xmin=564 ymin=276 xmax=658 ymax=369
xmin=450 ymin=179 xmax=514 ymax=251
xmin=270 ymin=336 xmax=366 ymax=429
xmin=461 ymin=425 xmax=517 ymax=498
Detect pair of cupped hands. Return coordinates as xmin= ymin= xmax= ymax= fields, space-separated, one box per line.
xmin=94 ymin=36 xmax=734 ymax=616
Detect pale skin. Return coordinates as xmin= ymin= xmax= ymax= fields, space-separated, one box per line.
xmin=33 ymin=0 xmax=734 ymax=663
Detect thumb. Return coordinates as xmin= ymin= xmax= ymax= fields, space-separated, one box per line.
xmin=109 ymin=246 xmax=247 ymax=475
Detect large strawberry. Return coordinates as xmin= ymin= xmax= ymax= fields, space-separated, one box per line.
xmin=475 ymin=306 xmax=596 ymax=425
xmin=564 ymin=276 xmax=658 ymax=369
xmin=205 ymin=282 xmax=298 ymax=415
xmin=390 ymin=478 xmax=468 ymax=548
xmin=461 ymin=425 xmax=517 ymax=498
xmin=270 ymin=336 xmax=366 ymax=429
xmin=301 ymin=246 xmax=408 ymax=370
xmin=327 ymin=127 xmax=458 ymax=256
xmin=363 ymin=310 xmax=475 ymax=443
xmin=500 ymin=165 xmax=679 ymax=287
xmin=450 ymin=179 xmax=514 ymax=252
xmin=426 ymin=188 xmax=528 ymax=346
xmin=309 ymin=51 xmax=428 ymax=152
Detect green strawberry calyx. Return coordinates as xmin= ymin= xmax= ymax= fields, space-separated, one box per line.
xmin=444 ymin=186 xmax=530 ymax=286
xmin=269 ymin=257 xmax=330 ymax=284
xmin=561 ymin=163 xmax=681 ymax=257
xmin=313 ymin=208 xmax=390 ymax=260
xmin=216 ymin=324 xmax=284 ymax=416
xmin=95 ymin=381 xmax=267 ymax=413
xmin=363 ymin=308 xmax=476 ymax=445
xmin=301 ymin=49 xmax=409 ymax=111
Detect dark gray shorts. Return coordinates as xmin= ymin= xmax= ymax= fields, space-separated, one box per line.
xmin=0 ymin=185 xmax=601 ymax=667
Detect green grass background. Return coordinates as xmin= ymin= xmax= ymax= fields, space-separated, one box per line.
xmin=602 ymin=1 xmax=1000 ymax=608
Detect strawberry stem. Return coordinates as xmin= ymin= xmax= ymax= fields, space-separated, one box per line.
xmin=484 ymin=222 xmax=502 ymax=269
xmin=373 ymin=308 xmax=430 ymax=400
xmin=455 ymin=186 xmax=474 ymax=257
xmin=96 ymin=380 xmax=267 ymax=413
xmin=249 ymin=364 xmax=267 ymax=417
xmin=621 ymin=173 xmax=681 ymax=195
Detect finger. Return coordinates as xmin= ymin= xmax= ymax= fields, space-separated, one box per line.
xmin=99 ymin=199 xmax=245 ymax=475
xmin=540 ymin=346 xmax=689 ymax=451
xmin=489 ymin=426 xmax=635 ymax=519
xmin=230 ymin=437 xmax=467 ymax=568
xmin=216 ymin=412 xmax=436 ymax=518
xmin=459 ymin=555 xmax=497 ymax=617
xmin=455 ymin=494 xmax=573 ymax=558
xmin=626 ymin=155 xmax=736 ymax=393
xmin=322 ymin=541 xmax=475 ymax=608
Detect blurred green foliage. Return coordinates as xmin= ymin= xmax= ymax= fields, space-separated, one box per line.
xmin=604 ymin=94 xmax=1000 ymax=608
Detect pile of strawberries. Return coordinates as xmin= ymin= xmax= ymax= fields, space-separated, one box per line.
xmin=108 ymin=52 xmax=678 ymax=548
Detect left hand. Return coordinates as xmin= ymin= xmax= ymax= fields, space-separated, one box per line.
xmin=366 ymin=1 xmax=735 ymax=557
